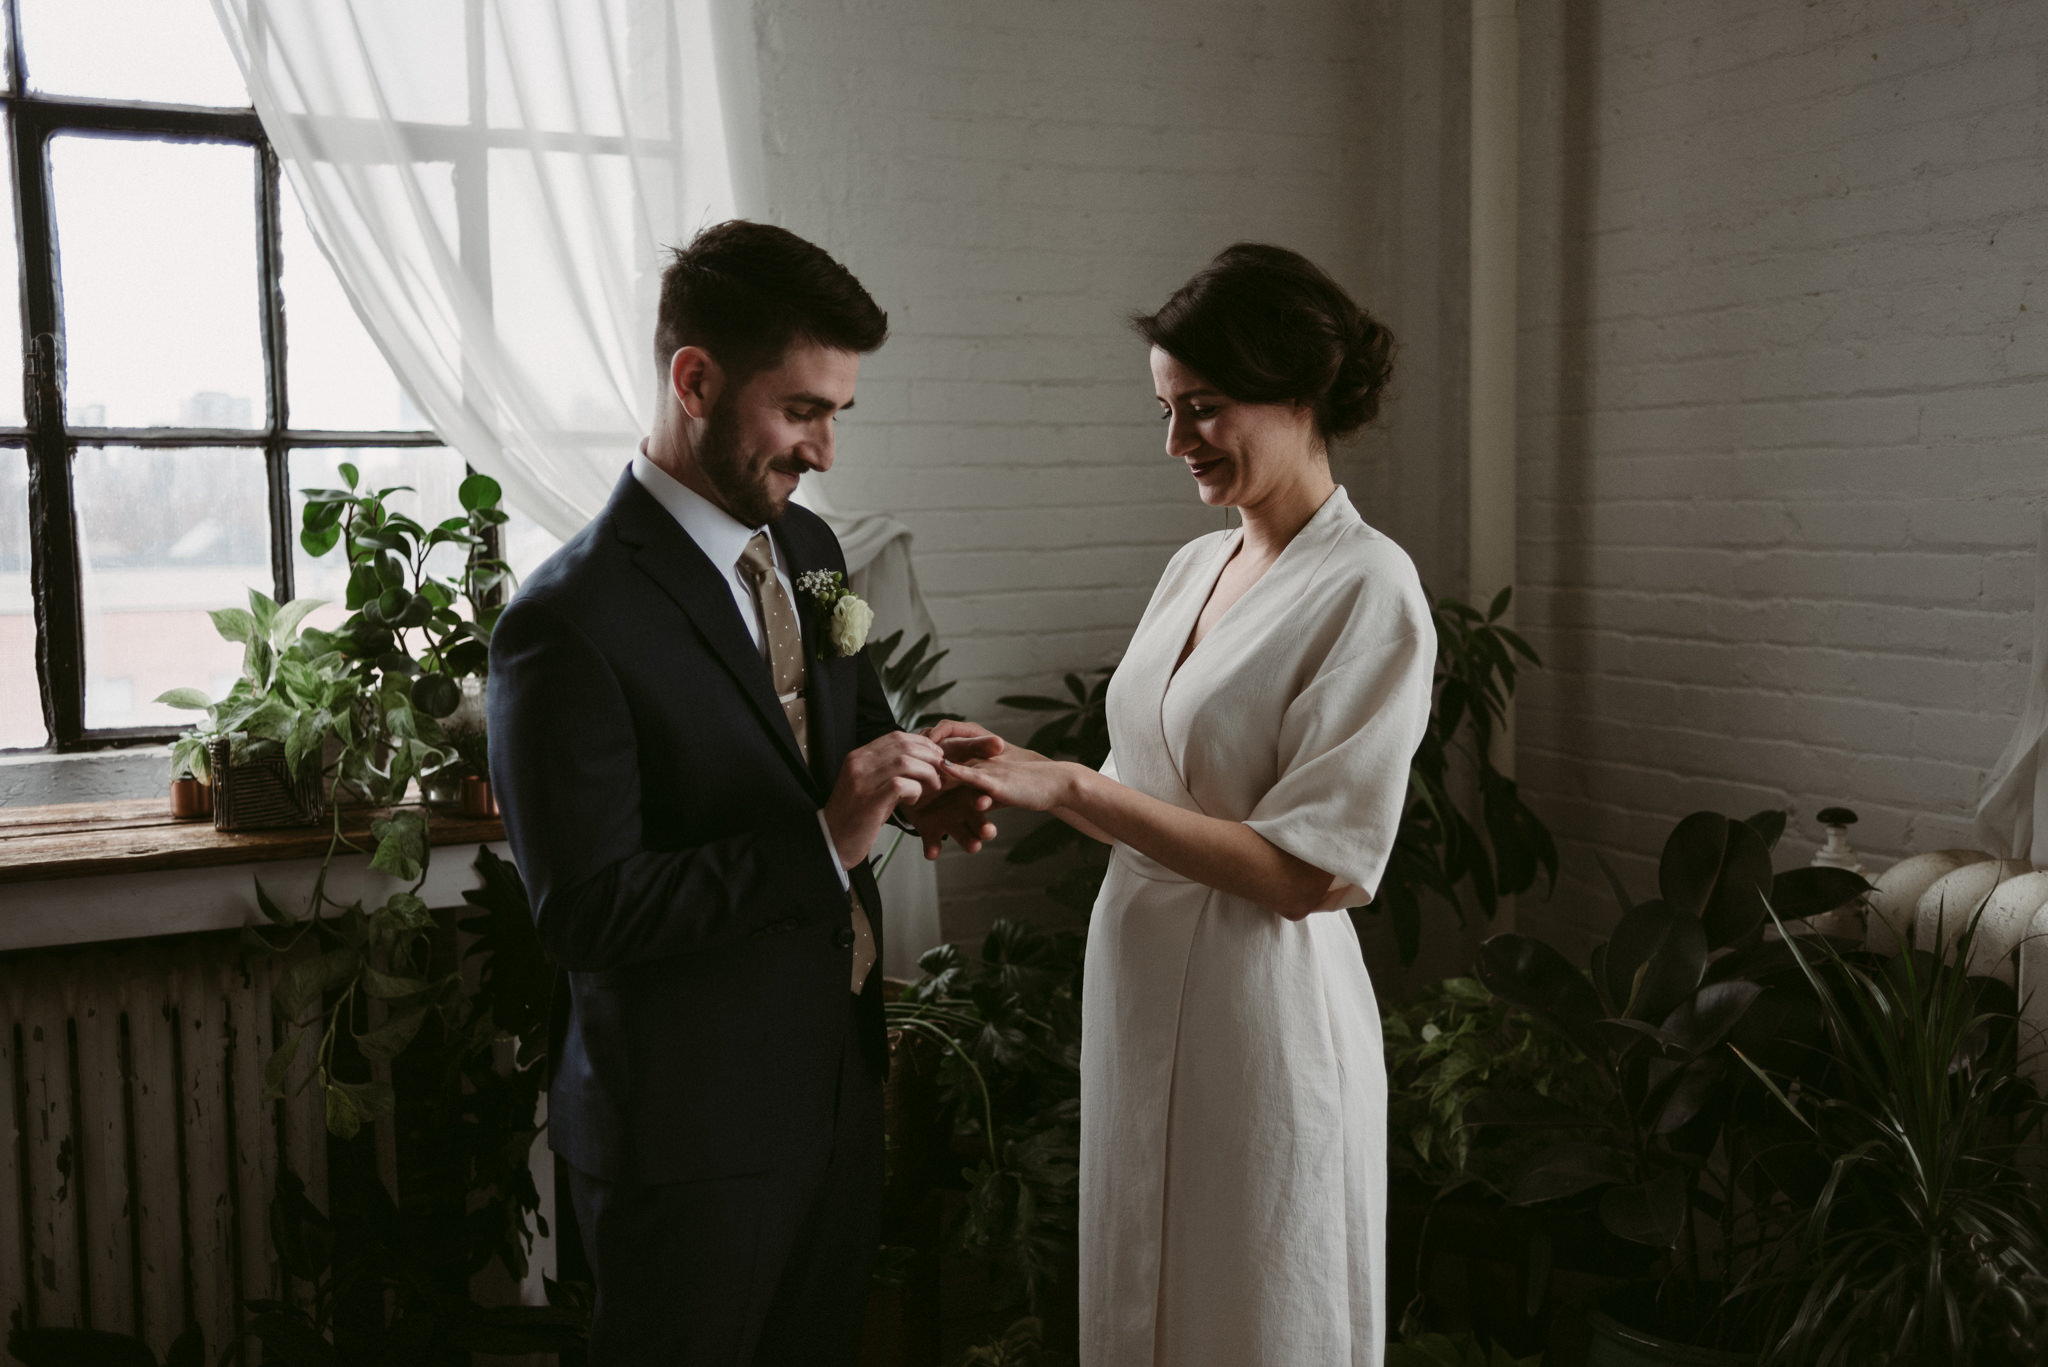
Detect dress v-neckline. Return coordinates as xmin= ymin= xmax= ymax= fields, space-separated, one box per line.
xmin=1166 ymin=487 xmax=1347 ymax=689
xmin=1169 ymin=530 xmax=1247 ymax=685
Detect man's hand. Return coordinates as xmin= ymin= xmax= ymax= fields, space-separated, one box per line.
xmin=922 ymin=718 xmax=1005 ymax=766
xmin=824 ymin=731 xmax=945 ymax=869
xmin=905 ymin=785 xmax=999 ymax=859
xmin=903 ymin=719 xmax=1004 ymax=858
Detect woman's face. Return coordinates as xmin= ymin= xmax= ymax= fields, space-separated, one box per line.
xmin=1150 ymin=347 xmax=1321 ymax=510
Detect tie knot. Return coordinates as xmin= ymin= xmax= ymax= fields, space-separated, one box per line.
xmin=739 ymin=531 xmax=775 ymax=583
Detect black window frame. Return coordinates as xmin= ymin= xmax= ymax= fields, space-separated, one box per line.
xmin=6 ymin=0 xmax=444 ymax=755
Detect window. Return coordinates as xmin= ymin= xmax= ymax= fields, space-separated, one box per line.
xmin=1 ymin=0 xmax=461 ymax=752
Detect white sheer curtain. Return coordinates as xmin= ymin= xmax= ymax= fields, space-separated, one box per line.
xmin=1980 ymin=513 xmax=2048 ymax=865
xmin=209 ymin=0 xmax=943 ymax=956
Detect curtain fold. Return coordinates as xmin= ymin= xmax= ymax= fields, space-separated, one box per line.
xmin=1979 ymin=513 xmax=2048 ymax=865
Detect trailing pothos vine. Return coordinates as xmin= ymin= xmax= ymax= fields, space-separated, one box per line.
xmin=158 ymin=467 xmax=575 ymax=1357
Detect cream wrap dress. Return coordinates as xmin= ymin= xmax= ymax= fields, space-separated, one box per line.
xmin=1079 ymin=487 xmax=1435 ymax=1367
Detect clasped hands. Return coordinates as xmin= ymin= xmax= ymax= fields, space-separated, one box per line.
xmin=825 ymin=720 xmax=1082 ymax=870
xmin=821 ymin=720 xmax=1003 ymax=868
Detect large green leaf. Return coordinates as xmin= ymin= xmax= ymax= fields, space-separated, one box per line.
xmin=209 ymin=605 xmax=257 ymax=645
xmin=1659 ymin=979 xmax=1760 ymax=1054
xmin=1598 ymin=1169 xmax=1688 ymax=1246
xmin=354 ymin=1006 xmax=427 ymax=1061
xmin=1476 ymin=933 xmax=1602 ymax=1047
xmin=459 ymin=472 xmax=503 ymax=511
xmin=154 ymin=686 xmax=212 ymax=711
xmin=1659 ymin=811 xmax=1772 ymax=948
xmin=1769 ymin=865 xmax=1871 ymax=920
xmin=1602 ymin=899 xmax=1707 ymax=1021
xmin=1507 ymin=1140 xmax=1631 ymax=1204
xmin=370 ymin=811 xmax=429 ymax=883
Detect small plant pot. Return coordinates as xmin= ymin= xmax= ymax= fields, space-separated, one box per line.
xmin=168 ymin=776 xmax=213 ymax=820
xmin=458 ymin=775 xmax=498 ymax=819
xmin=209 ymin=738 xmax=327 ymax=832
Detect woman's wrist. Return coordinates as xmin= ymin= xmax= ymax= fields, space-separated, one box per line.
xmin=1057 ymin=761 xmax=1098 ymax=816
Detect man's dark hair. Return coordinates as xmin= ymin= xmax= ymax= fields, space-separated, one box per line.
xmin=654 ymin=220 xmax=889 ymax=383
xmin=1133 ymin=242 xmax=1395 ymax=443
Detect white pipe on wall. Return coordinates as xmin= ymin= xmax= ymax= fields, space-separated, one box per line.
xmin=1469 ymin=0 xmax=1520 ymax=778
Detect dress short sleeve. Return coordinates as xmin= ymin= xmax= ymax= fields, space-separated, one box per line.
xmin=1100 ymin=749 xmax=1118 ymax=785
xmin=1242 ymin=625 xmax=1434 ymax=910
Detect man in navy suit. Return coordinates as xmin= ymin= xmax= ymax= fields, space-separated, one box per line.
xmin=488 ymin=221 xmax=999 ymax=1364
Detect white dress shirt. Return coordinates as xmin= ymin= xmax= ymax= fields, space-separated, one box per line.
xmin=631 ymin=453 xmax=851 ymax=888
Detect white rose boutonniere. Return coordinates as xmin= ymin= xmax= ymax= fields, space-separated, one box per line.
xmin=796 ymin=569 xmax=874 ymax=658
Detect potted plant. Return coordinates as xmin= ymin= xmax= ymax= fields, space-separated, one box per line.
xmin=1736 ymin=903 xmax=2048 ymax=1365
xmin=156 ymin=589 xmax=360 ymax=830
xmin=294 ymin=461 xmax=509 ymax=797
xmin=889 ymin=918 xmax=1085 ymax=1338
xmin=1382 ymin=974 xmax=1632 ymax=1351
xmin=1468 ymin=809 xmax=1870 ymax=1362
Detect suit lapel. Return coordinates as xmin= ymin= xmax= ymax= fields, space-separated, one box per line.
xmin=607 ymin=475 xmax=817 ymax=795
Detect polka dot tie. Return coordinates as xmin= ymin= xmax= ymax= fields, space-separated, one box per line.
xmin=739 ymin=533 xmax=876 ymax=993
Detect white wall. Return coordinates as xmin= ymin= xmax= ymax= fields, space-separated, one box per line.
xmin=746 ymin=0 xmax=1407 ymax=937
xmin=1489 ymin=0 xmax=2048 ymax=955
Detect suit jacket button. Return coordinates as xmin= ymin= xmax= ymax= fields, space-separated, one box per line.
xmin=835 ymin=926 xmax=856 ymax=950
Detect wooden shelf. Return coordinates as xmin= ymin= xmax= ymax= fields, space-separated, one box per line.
xmin=0 ymin=798 xmax=505 ymax=885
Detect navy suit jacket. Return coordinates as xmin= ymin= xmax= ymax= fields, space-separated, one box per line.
xmin=488 ymin=468 xmax=897 ymax=1184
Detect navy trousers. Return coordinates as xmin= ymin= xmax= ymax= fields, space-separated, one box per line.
xmin=567 ymin=1000 xmax=884 ymax=1366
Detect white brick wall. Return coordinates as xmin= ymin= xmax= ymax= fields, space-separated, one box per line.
xmin=747 ymin=0 xmax=1405 ymax=938
xmin=1498 ymin=0 xmax=2048 ymax=956
xmin=744 ymin=0 xmax=2048 ymax=961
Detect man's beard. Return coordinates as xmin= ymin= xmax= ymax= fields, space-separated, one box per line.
xmin=697 ymin=394 xmax=800 ymax=528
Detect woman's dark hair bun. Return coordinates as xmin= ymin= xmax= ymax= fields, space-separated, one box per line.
xmin=1132 ymin=242 xmax=1395 ymax=443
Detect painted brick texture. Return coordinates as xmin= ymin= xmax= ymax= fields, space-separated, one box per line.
xmin=1508 ymin=0 xmax=2048 ymax=956
xmin=748 ymin=0 xmax=1408 ymax=937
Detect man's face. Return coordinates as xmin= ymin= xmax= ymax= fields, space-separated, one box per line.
xmin=694 ymin=340 xmax=861 ymax=527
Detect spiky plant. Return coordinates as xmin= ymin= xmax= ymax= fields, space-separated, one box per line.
xmin=1739 ymin=902 xmax=2048 ymax=1366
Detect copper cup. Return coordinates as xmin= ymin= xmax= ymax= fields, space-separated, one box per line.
xmin=459 ymin=775 xmax=498 ymax=819
xmin=169 ymin=777 xmax=214 ymax=820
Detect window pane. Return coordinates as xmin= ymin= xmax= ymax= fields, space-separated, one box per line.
xmin=74 ymin=447 xmax=272 ymax=731
xmin=55 ymin=136 xmax=266 ymax=430
xmin=502 ymin=501 xmax=564 ymax=594
xmin=0 ymin=118 xmax=21 ymax=428
xmin=289 ymin=447 xmax=468 ymax=637
xmin=20 ymin=0 xmax=249 ymax=108
xmin=0 ymin=451 xmax=42 ymax=748
xmin=281 ymin=186 xmax=427 ymax=432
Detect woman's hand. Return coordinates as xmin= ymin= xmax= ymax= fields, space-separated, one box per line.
xmin=940 ymin=746 xmax=1076 ymax=814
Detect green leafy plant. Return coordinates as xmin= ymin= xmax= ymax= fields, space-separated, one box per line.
xmin=869 ymin=629 xmax=963 ymax=876
xmin=997 ymin=667 xmax=1113 ymax=913
xmin=1384 ymin=976 xmax=1614 ymax=1196
xmin=157 ymin=589 xmax=359 ymax=786
xmin=298 ymin=462 xmax=508 ymax=718
xmin=1387 ymin=1328 xmax=1543 ymax=1367
xmin=1468 ymin=809 xmax=1870 ymax=1348
xmin=950 ymin=1316 xmax=1071 ymax=1367
xmin=1740 ymin=902 xmax=2048 ymax=1366
xmin=890 ymin=918 xmax=1084 ymax=1314
xmin=1376 ymin=587 xmax=1556 ymax=963
xmin=237 ymin=847 xmax=576 ymax=1364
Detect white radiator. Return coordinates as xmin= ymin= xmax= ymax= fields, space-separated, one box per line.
xmin=0 ymin=933 xmax=328 ymax=1359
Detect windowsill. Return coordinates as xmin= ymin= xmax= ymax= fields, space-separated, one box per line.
xmin=0 ymin=797 xmax=505 ymax=885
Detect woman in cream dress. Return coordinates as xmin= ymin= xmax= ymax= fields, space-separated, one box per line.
xmin=943 ymin=245 xmax=1435 ymax=1366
